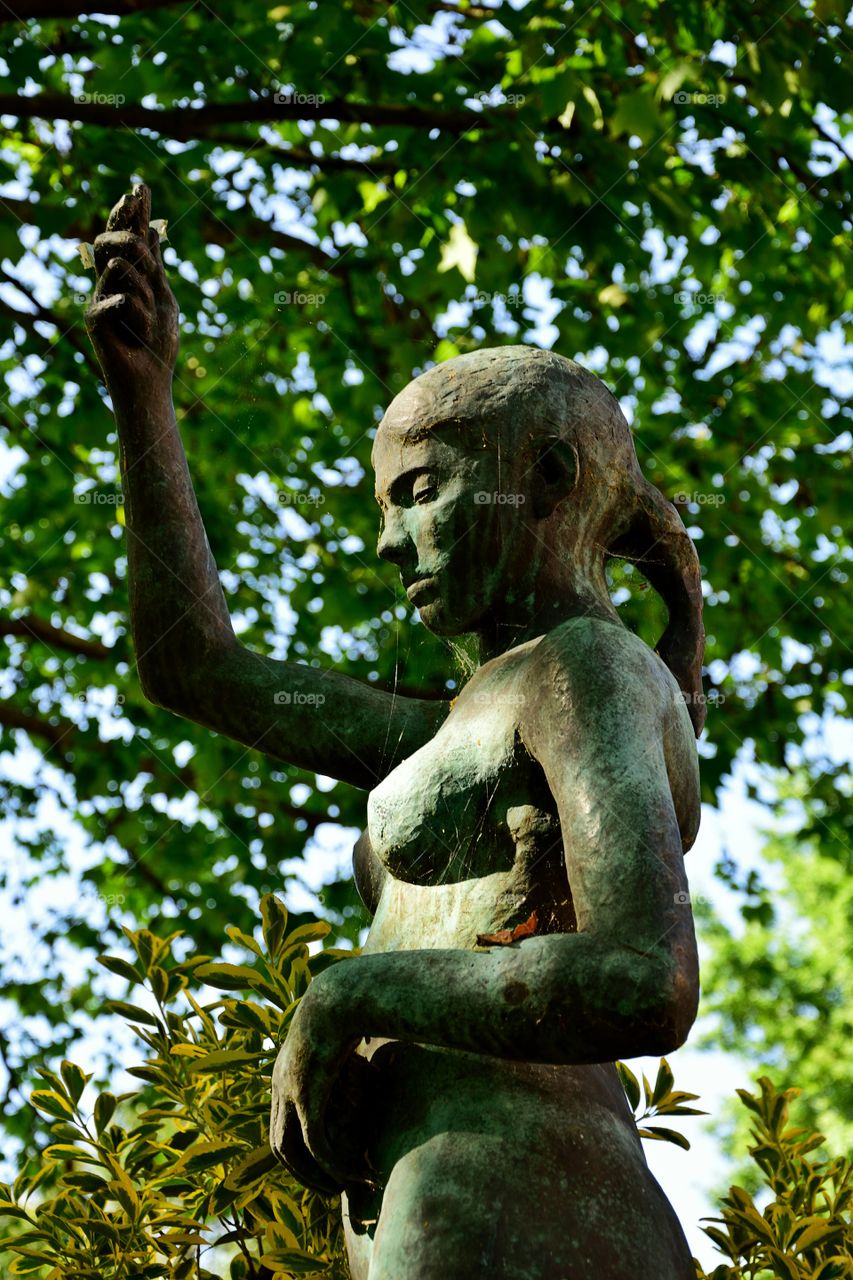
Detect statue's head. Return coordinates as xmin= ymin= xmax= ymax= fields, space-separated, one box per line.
xmin=372 ymin=345 xmax=705 ymax=733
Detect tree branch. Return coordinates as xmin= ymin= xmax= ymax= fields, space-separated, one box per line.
xmin=0 ymin=705 xmax=78 ymax=756
xmin=0 ymin=91 xmax=482 ymax=136
xmin=2 ymin=193 xmax=347 ymax=274
xmin=1 ymin=0 xmax=191 ymax=18
xmin=3 ymin=0 xmax=499 ymax=23
xmin=0 ymin=1029 xmax=23 ymax=1110
xmin=0 ymin=266 xmax=102 ymax=375
xmin=173 ymin=133 xmax=402 ymax=175
xmin=0 ymin=703 xmax=326 ymax=831
xmin=0 ymin=614 xmax=116 ymax=660
xmin=813 ymin=119 xmax=852 ymax=167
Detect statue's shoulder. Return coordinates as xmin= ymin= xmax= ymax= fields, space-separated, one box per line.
xmin=522 ymin=614 xmax=681 ymax=716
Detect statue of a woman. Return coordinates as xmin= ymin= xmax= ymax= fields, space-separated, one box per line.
xmin=87 ymin=184 xmax=705 ymax=1280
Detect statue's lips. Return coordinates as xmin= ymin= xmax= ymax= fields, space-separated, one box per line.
xmin=404 ymin=575 xmax=439 ymax=603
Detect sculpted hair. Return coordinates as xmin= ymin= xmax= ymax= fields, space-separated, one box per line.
xmin=378 ymin=345 xmax=706 ymax=735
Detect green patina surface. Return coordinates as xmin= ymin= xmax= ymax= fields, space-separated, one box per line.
xmin=88 ymin=185 xmax=705 ymax=1278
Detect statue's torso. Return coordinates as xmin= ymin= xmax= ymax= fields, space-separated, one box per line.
xmin=362 ymin=633 xmax=578 ymax=953
xmin=345 ymin=622 xmax=698 ymax=1280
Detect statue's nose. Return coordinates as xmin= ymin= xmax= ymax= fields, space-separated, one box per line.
xmin=376 ymin=513 xmax=411 ymax=567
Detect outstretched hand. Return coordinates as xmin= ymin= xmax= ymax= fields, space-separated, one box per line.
xmin=85 ymin=182 xmax=180 ymax=398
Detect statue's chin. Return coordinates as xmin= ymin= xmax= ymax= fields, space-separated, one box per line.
xmin=415 ymin=599 xmax=481 ymax=638
xmin=415 ymin=600 xmax=453 ymax=634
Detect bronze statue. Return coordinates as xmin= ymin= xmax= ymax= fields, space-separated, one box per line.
xmin=87 ymin=183 xmax=705 ymax=1279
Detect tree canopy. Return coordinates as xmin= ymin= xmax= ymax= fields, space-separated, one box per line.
xmin=0 ymin=0 xmax=850 ymax=1153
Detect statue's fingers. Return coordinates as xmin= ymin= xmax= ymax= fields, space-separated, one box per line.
xmin=106 ymin=182 xmax=151 ymax=237
xmin=143 ymin=225 xmax=176 ymax=306
xmin=146 ymin=225 xmax=165 ymax=269
xmin=301 ymin=1092 xmax=375 ymax=1193
xmin=270 ymin=1096 xmax=340 ymax=1196
xmin=95 ymin=258 xmax=155 ymax=313
xmin=94 ymin=231 xmax=157 ymax=282
xmin=86 ymin=291 xmax=153 ymax=349
xmin=86 ymin=292 xmax=129 ymax=335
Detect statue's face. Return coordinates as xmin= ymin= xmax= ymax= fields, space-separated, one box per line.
xmin=372 ymin=421 xmax=536 ymax=636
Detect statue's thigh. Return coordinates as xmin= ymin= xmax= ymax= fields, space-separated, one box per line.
xmin=355 ymin=1127 xmax=693 ymax=1280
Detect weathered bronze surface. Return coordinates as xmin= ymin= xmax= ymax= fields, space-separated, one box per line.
xmin=88 ymin=183 xmax=705 ymax=1279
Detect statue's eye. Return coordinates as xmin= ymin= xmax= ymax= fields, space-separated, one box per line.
xmin=412 ymin=478 xmax=437 ymax=505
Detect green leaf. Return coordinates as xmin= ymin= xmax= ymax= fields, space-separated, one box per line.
xmin=194 ymin=963 xmax=260 ymax=991
xmin=43 ymin=1144 xmax=92 ymax=1162
xmin=259 ymin=1250 xmax=329 ymax=1275
xmin=616 ymin=1062 xmax=641 ymax=1112
xmin=651 ymin=1058 xmax=675 ymax=1108
xmin=438 ymin=222 xmax=478 ymax=283
xmin=225 ymin=1144 xmax=279 ymax=1190
xmin=187 ymin=1049 xmax=261 ymax=1074
xmin=97 ymin=955 xmax=143 ymax=984
xmin=104 ymin=1000 xmax=161 ymax=1028
xmin=30 ymin=1091 xmax=75 ymax=1120
xmin=611 ymin=88 xmax=663 ymax=145
xmin=226 ymin=925 xmax=263 ymax=956
xmin=94 ymin=1092 xmax=117 ymax=1134
xmin=60 ymin=1172 xmax=109 ymax=1193
xmin=11 ymin=1254 xmax=56 ymax=1273
xmin=59 ymin=1061 xmax=89 ymax=1105
xmin=219 ymin=999 xmax=274 ymax=1035
xmin=0 ymin=1203 xmax=34 ymax=1221
xmin=793 ymin=1221 xmax=845 ymax=1254
xmin=261 ymin=894 xmax=288 ymax=959
xmin=765 ymin=1250 xmax=801 ymax=1280
xmin=637 ymin=1126 xmax=691 ymax=1151
xmin=174 ymin=1140 xmax=247 ymax=1176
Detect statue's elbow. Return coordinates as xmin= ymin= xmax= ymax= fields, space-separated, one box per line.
xmin=136 ymin=650 xmax=201 ymax=716
xmin=136 ymin=657 xmax=176 ymax=710
xmin=641 ymin=961 xmax=699 ymax=1056
xmin=136 ymin=632 xmax=241 ymax=719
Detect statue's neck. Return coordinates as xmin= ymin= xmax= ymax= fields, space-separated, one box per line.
xmin=472 ymin=575 xmax=620 ymax=665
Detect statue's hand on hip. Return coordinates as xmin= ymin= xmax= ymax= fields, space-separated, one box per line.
xmin=270 ymin=963 xmax=378 ymax=1195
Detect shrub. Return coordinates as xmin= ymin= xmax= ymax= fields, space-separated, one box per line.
xmin=0 ymin=896 xmax=350 ymax=1278
xmin=8 ymin=899 xmax=843 ymax=1280
xmin=698 ymin=1077 xmax=853 ymax=1280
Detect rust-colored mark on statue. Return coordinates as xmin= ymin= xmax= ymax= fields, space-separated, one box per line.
xmin=477 ymin=910 xmax=538 ymax=947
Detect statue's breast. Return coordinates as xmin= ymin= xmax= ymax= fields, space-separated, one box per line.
xmin=366 ymin=719 xmax=515 ymax=885
xmin=366 ymin=652 xmax=557 ymax=887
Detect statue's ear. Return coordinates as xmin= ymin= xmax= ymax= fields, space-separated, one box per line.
xmin=529 ymin=436 xmax=578 ymax=519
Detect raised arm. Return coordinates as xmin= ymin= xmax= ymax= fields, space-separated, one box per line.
xmin=271 ymin=618 xmax=702 ymax=1186
xmin=85 ymin=183 xmax=446 ymax=789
